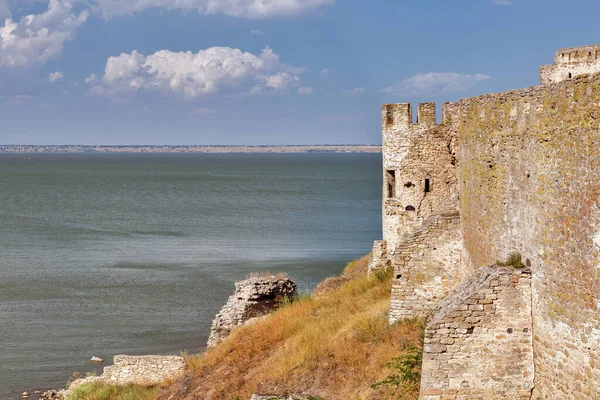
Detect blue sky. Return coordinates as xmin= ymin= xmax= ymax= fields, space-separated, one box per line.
xmin=0 ymin=0 xmax=599 ymax=145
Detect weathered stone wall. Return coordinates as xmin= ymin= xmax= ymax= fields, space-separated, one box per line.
xmin=420 ymin=265 xmax=534 ymax=400
xmin=367 ymin=240 xmax=391 ymax=274
xmin=381 ymin=102 xmax=459 ymax=251
xmin=102 ymin=356 xmax=185 ymax=385
xmin=66 ymin=355 xmax=185 ymax=394
xmin=540 ymin=45 xmax=600 ymax=84
xmin=459 ymin=73 xmax=600 ymax=398
xmin=389 ymin=211 xmax=463 ymax=323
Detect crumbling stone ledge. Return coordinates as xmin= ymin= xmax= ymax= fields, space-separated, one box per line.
xmin=208 ymin=275 xmax=297 ymax=347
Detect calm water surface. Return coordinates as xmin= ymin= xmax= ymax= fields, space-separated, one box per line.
xmin=0 ymin=153 xmax=382 ymax=397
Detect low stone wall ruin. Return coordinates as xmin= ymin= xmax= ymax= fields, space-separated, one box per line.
xmin=420 ymin=265 xmax=534 ymax=400
xmin=66 ymin=355 xmax=185 ymax=395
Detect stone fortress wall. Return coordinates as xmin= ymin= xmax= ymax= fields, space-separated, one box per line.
xmin=372 ymin=45 xmax=600 ymax=399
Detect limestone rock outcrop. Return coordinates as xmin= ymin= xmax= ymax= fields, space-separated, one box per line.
xmin=207 ymin=275 xmax=297 ymax=348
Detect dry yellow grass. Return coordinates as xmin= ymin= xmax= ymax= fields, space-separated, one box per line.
xmin=159 ymin=255 xmax=424 ymax=400
xmin=312 ymin=254 xmax=370 ymax=296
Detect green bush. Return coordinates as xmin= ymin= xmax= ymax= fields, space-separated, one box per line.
xmin=371 ymin=346 xmax=423 ymax=398
xmin=498 ymin=252 xmax=525 ymax=269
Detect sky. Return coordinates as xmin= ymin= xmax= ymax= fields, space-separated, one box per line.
xmin=0 ymin=0 xmax=600 ymax=145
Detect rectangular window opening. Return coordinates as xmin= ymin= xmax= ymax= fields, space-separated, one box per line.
xmin=386 ymin=170 xmax=396 ymax=198
xmin=425 ymin=178 xmax=431 ymax=193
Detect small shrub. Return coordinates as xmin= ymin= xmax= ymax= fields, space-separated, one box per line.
xmin=280 ymin=291 xmax=310 ymax=308
xmin=498 ymin=252 xmax=525 ymax=269
xmin=373 ymin=265 xmax=393 ymax=282
xmin=372 ymin=346 xmax=423 ymax=399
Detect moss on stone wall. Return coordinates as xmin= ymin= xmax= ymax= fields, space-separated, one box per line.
xmin=458 ymin=73 xmax=600 ymax=399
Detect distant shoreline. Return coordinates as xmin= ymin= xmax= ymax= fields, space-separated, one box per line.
xmin=0 ymin=145 xmax=381 ymax=154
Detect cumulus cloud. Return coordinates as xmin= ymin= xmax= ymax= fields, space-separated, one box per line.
xmin=48 ymin=71 xmax=64 ymax=82
xmin=250 ymin=29 xmax=265 ymax=35
xmin=88 ymin=46 xmax=303 ymax=98
xmin=320 ymin=68 xmax=329 ymax=76
xmin=343 ymin=87 xmax=366 ymax=96
xmin=0 ymin=0 xmax=88 ymax=68
xmin=492 ymin=0 xmax=512 ymax=5
xmin=298 ymin=86 xmax=312 ymax=95
xmin=96 ymin=0 xmax=334 ymax=19
xmin=383 ymin=72 xmax=490 ymax=96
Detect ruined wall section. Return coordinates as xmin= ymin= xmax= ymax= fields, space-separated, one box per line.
xmin=540 ymin=45 xmax=600 ymax=85
xmin=389 ymin=211 xmax=463 ymax=323
xmin=420 ymin=265 xmax=534 ymax=400
xmin=380 ymin=102 xmax=460 ymax=251
xmin=459 ymin=74 xmax=600 ymax=398
xmin=67 ymin=355 xmax=185 ymax=393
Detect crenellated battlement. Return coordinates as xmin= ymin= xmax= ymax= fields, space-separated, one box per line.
xmin=553 ymin=44 xmax=600 ymax=64
xmin=382 ymin=102 xmax=461 ymax=128
xmin=382 ymin=103 xmax=412 ymax=127
xmin=417 ymin=102 xmax=436 ymax=124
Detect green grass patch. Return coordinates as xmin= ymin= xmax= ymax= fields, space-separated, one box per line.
xmin=68 ymin=382 xmax=158 ymax=400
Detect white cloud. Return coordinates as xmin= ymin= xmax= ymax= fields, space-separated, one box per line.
xmin=320 ymin=68 xmax=329 ymax=76
xmin=96 ymin=0 xmax=334 ymax=19
xmin=48 ymin=71 xmax=64 ymax=82
xmin=85 ymin=73 xmax=98 ymax=84
xmin=492 ymin=0 xmax=512 ymax=5
xmin=250 ymin=29 xmax=265 ymax=35
xmin=343 ymin=87 xmax=366 ymax=96
xmin=262 ymin=72 xmax=298 ymax=89
xmin=88 ymin=46 xmax=302 ymax=98
xmin=383 ymin=72 xmax=490 ymax=96
xmin=0 ymin=0 xmax=88 ymax=68
xmin=298 ymin=86 xmax=312 ymax=95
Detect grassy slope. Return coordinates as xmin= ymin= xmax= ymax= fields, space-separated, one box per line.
xmin=69 ymin=255 xmax=423 ymax=400
xmin=68 ymin=382 xmax=158 ymax=400
xmin=160 ymin=255 xmax=423 ymax=400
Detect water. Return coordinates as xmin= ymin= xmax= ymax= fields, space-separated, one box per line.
xmin=0 ymin=153 xmax=382 ymax=397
